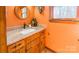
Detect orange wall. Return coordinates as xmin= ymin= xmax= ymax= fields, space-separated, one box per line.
xmin=35 ymin=6 xmax=79 ymax=52
xmin=34 ymin=6 xmax=49 ymax=25
xmin=6 ymin=6 xmax=34 ymax=27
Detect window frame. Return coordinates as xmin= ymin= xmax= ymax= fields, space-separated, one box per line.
xmin=49 ymin=6 xmax=79 ymax=23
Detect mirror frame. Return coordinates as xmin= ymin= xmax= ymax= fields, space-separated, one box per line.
xmin=14 ymin=6 xmax=30 ymax=20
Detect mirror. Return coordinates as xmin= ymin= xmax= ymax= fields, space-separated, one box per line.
xmin=37 ymin=6 xmax=44 ymax=14
xmin=14 ymin=6 xmax=29 ymax=19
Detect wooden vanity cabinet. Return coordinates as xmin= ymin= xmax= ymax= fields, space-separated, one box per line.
xmin=8 ymin=30 xmax=45 ymax=53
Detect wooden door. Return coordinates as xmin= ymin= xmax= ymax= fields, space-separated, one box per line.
xmin=0 ymin=6 xmax=7 ymax=53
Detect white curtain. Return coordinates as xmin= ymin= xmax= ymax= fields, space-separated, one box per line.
xmin=53 ymin=6 xmax=77 ymax=19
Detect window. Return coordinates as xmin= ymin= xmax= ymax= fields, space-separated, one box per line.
xmin=50 ymin=6 xmax=78 ymax=20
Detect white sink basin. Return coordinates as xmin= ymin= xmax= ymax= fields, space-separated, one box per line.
xmin=20 ymin=29 xmax=36 ymax=35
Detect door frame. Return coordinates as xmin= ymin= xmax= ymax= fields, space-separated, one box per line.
xmin=0 ymin=6 xmax=7 ymax=52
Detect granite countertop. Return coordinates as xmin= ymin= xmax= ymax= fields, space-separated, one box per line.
xmin=7 ymin=25 xmax=46 ymax=46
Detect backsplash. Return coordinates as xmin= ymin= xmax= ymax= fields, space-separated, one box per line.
xmin=6 ymin=26 xmax=22 ymax=31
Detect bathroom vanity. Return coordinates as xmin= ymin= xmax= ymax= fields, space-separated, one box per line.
xmin=7 ymin=25 xmax=46 ymax=53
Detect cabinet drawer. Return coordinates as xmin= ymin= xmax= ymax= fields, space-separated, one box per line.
xmin=8 ymin=44 xmax=16 ymax=53
xmin=32 ymin=32 xmax=40 ymax=39
xmin=26 ymin=38 xmax=40 ymax=50
xmin=27 ymin=44 xmax=40 ymax=53
xmin=26 ymin=32 xmax=40 ymax=44
xmin=16 ymin=40 xmax=25 ymax=50
xmin=19 ymin=47 xmax=25 ymax=53
xmin=16 ymin=40 xmax=25 ymax=53
xmin=16 ymin=47 xmax=25 ymax=53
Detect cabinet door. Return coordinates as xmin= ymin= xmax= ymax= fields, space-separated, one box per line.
xmin=26 ymin=38 xmax=40 ymax=53
xmin=19 ymin=47 xmax=25 ymax=53
xmin=16 ymin=40 xmax=25 ymax=53
xmin=8 ymin=44 xmax=16 ymax=53
xmin=16 ymin=47 xmax=25 ymax=53
xmin=25 ymin=32 xmax=40 ymax=53
xmin=27 ymin=44 xmax=40 ymax=53
xmin=32 ymin=44 xmax=40 ymax=53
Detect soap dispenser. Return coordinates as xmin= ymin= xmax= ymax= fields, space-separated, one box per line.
xmin=23 ymin=22 xmax=26 ymax=29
